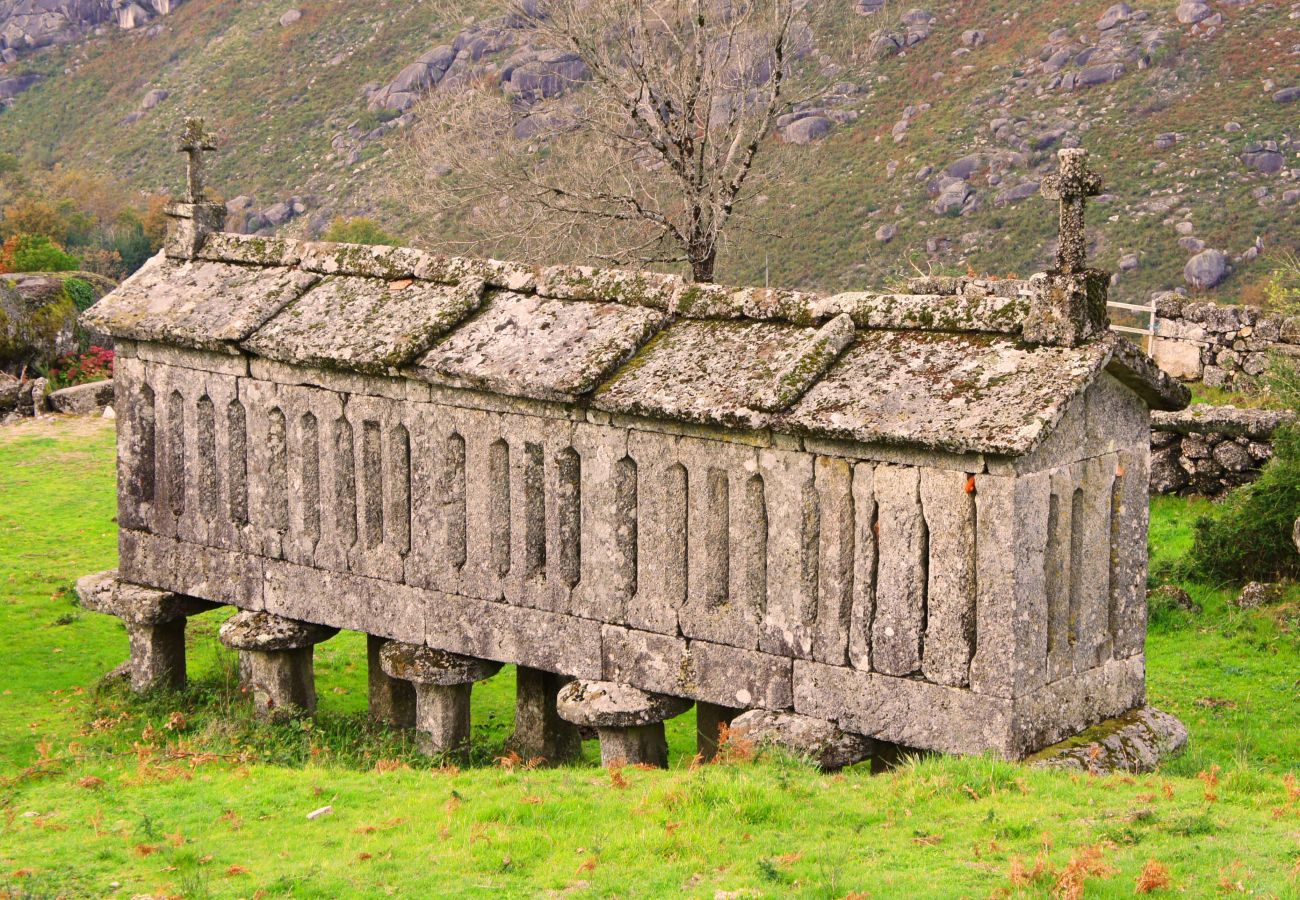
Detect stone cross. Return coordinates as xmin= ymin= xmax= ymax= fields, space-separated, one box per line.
xmin=176 ymin=116 xmax=217 ymax=203
xmin=1040 ymin=148 xmax=1103 ymax=274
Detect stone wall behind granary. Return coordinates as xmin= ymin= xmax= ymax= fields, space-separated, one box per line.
xmin=1150 ymin=406 xmax=1296 ymax=497
xmin=1150 ymin=295 xmax=1300 ymax=388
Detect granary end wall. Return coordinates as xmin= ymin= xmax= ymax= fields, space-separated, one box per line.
xmin=113 ymin=340 xmax=1150 ymax=758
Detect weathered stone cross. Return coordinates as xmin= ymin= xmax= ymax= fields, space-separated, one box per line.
xmin=176 ymin=116 xmax=217 ymax=203
xmin=1040 ymin=148 xmax=1103 ymax=274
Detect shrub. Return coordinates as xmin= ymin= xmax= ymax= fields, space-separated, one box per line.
xmin=62 ymin=277 xmax=97 ymax=312
xmin=1186 ymin=359 xmax=1300 ymax=583
xmin=0 ymin=233 xmax=81 ymax=272
xmin=322 ymin=217 xmax=399 ymax=246
xmin=45 ymin=345 xmax=114 ymax=390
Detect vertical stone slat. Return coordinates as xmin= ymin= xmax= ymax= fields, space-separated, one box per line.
xmin=677 ymin=439 xmax=763 ymax=649
xmin=847 ymin=462 xmax=877 ymax=671
xmin=757 ymin=447 xmax=818 ymax=659
xmin=554 ymin=446 xmax=582 ymax=594
xmin=266 ymin=407 xmax=289 ymax=537
xmin=457 ymin=408 xmax=509 ymax=600
xmin=333 ymin=415 xmax=357 ymax=552
xmin=969 ymin=472 xmax=1051 ymax=698
xmin=1111 ymin=445 xmax=1150 ymax=660
xmin=388 ymin=423 xmax=412 ymax=558
xmin=623 ymin=430 xmax=686 ymax=636
xmin=362 ymin=420 xmax=385 ymax=550
xmin=226 ymin=397 xmax=247 ymax=529
xmin=297 ymin=412 xmax=322 ymax=550
xmin=522 ymin=442 xmax=546 ymax=579
xmin=811 ymin=456 xmax=854 ymax=666
xmin=1045 ymin=468 xmax=1075 ymax=682
xmin=403 ymin=403 xmax=456 ymax=592
xmin=571 ymin=423 xmax=631 ymax=623
xmin=165 ymin=388 xmax=187 ymax=520
xmin=115 ymin=359 xmax=156 ymax=532
xmin=919 ymin=469 xmax=977 ymax=687
xmin=1075 ymin=454 xmax=1117 ymax=671
xmin=871 ymin=465 xmax=926 ymax=676
xmin=195 ymin=396 xmax=218 ymax=522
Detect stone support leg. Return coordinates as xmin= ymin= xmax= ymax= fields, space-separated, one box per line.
xmin=126 ymin=619 xmax=187 ymax=693
xmin=556 ymin=680 xmax=693 ymax=770
xmin=597 ymin=724 xmax=669 ymax=768
xmin=218 ymin=610 xmax=339 ymax=722
xmin=368 ymin=634 xmax=417 ymax=728
xmin=413 ymin=683 xmax=473 ymax=757
xmin=506 ymin=667 xmax=582 ymax=764
xmin=696 ymin=702 xmax=741 ymax=761
xmin=378 ymin=641 xmax=502 ymax=759
xmin=241 ymin=646 xmax=317 ymax=720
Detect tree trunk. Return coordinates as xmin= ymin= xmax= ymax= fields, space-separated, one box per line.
xmin=690 ymin=250 xmax=717 ymax=284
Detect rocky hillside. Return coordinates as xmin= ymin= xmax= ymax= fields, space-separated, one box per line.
xmin=0 ymin=0 xmax=1296 ymax=305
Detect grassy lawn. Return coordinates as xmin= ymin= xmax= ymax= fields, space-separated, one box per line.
xmin=1 ymin=418 xmax=1298 ymax=898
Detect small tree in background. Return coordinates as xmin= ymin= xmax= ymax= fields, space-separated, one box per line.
xmin=0 ymin=234 xmax=81 ymax=273
xmin=398 ymin=0 xmax=867 ymax=283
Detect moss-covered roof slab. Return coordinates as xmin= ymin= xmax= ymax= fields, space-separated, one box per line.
xmin=415 ymin=291 xmax=669 ymax=403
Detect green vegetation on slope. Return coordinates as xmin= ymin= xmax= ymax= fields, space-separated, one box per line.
xmin=1 ymin=418 xmax=1298 ymax=897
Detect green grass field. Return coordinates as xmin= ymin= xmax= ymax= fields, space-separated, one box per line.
xmin=1 ymin=418 xmax=1298 ymax=898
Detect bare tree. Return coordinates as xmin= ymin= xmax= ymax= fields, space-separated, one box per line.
xmin=396 ymin=0 xmax=864 ymax=283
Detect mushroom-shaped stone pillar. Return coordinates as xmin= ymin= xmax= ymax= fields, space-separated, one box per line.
xmin=218 ymin=611 xmax=339 ymax=720
xmin=367 ymin=634 xmax=417 ymax=728
xmin=556 ymin=680 xmax=693 ymax=768
xmin=505 ymin=667 xmax=582 ymax=764
xmin=378 ymin=642 xmax=502 ymax=758
xmin=76 ymin=570 xmax=221 ymax=692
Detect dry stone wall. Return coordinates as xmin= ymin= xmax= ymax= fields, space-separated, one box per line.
xmin=1150 ymin=405 xmax=1296 ymax=496
xmin=1150 ymin=294 xmax=1300 ymax=387
xmin=113 ymin=340 xmax=1151 ymax=759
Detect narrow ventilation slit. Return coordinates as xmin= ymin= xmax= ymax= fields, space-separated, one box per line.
xmin=1045 ymin=492 xmax=1065 ymax=656
xmin=445 ymin=433 xmax=467 ymax=570
xmin=166 ymin=390 xmax=186 ymax=517
xmin=1107 ymin=468 xmax=1124 ymax=650
xmin=523 ymin=442 xmax=546 ymax=579
xmin=267 ymin=407 xmax=288 ymax=533
xmin=747 ymin=474 xmax=769 ymax=618
xmin=196 ymin=395 xmax=218 ymax=521
xmin=226 ymin=399 xmax=247 ymax=526
xmin=300 ymin=413 xmax=320 ymax=545
xmin=666 ymin=463 xmax=688 ymax=607
xmin=334 ymin=417 xmax=357 ymax=549
xmin=134 ymin=382 xmax=156 ymax=505
xmin=489 ymin=439 xmax=511 ymax=577
xmin=362 ymin=421 xmax=384 ymax=550
xmin=556 ymin=447 xmax=581 ymax=590
xmin=389 ymin=424 xmax=411 ymax=556
xmin=1068 ymin=487 xmax=1085 ymax=649
xmin=614 ymin=456 xmax=638 ymax=600
xmin=704 ymin=468 xmax=729 ymax=609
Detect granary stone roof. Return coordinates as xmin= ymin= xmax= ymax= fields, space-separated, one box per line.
xmin=83 ymin=233 xmax=1189 ymax=458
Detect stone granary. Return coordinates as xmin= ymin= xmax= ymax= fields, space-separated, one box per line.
xmin=78 ymin=138 xmax=1189 ymax=766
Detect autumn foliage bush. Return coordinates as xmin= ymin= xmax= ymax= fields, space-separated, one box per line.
xmin=45 ymin=345 xmax=114 ymax=390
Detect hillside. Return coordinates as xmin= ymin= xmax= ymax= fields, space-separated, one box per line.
xmin=0 ymin=0 xmax=1297 ymax=304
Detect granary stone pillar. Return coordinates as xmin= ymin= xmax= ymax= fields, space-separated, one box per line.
xmin=218 ymin=611 xmax=339 ymax=720
xmin=378 ymin=642 xmax=503 ymax=758
xmin=556 ymin=680 xmax=693 ymax=769
xmin=75 ymin=570 xmax=221 ymax=693
xmin=367 ymin=634 xmax=417 ymax=728
xmin=696 ymin=702 xmax=742 ymax=762
xmin=505 ymin=666 xmax=582 ymax=765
